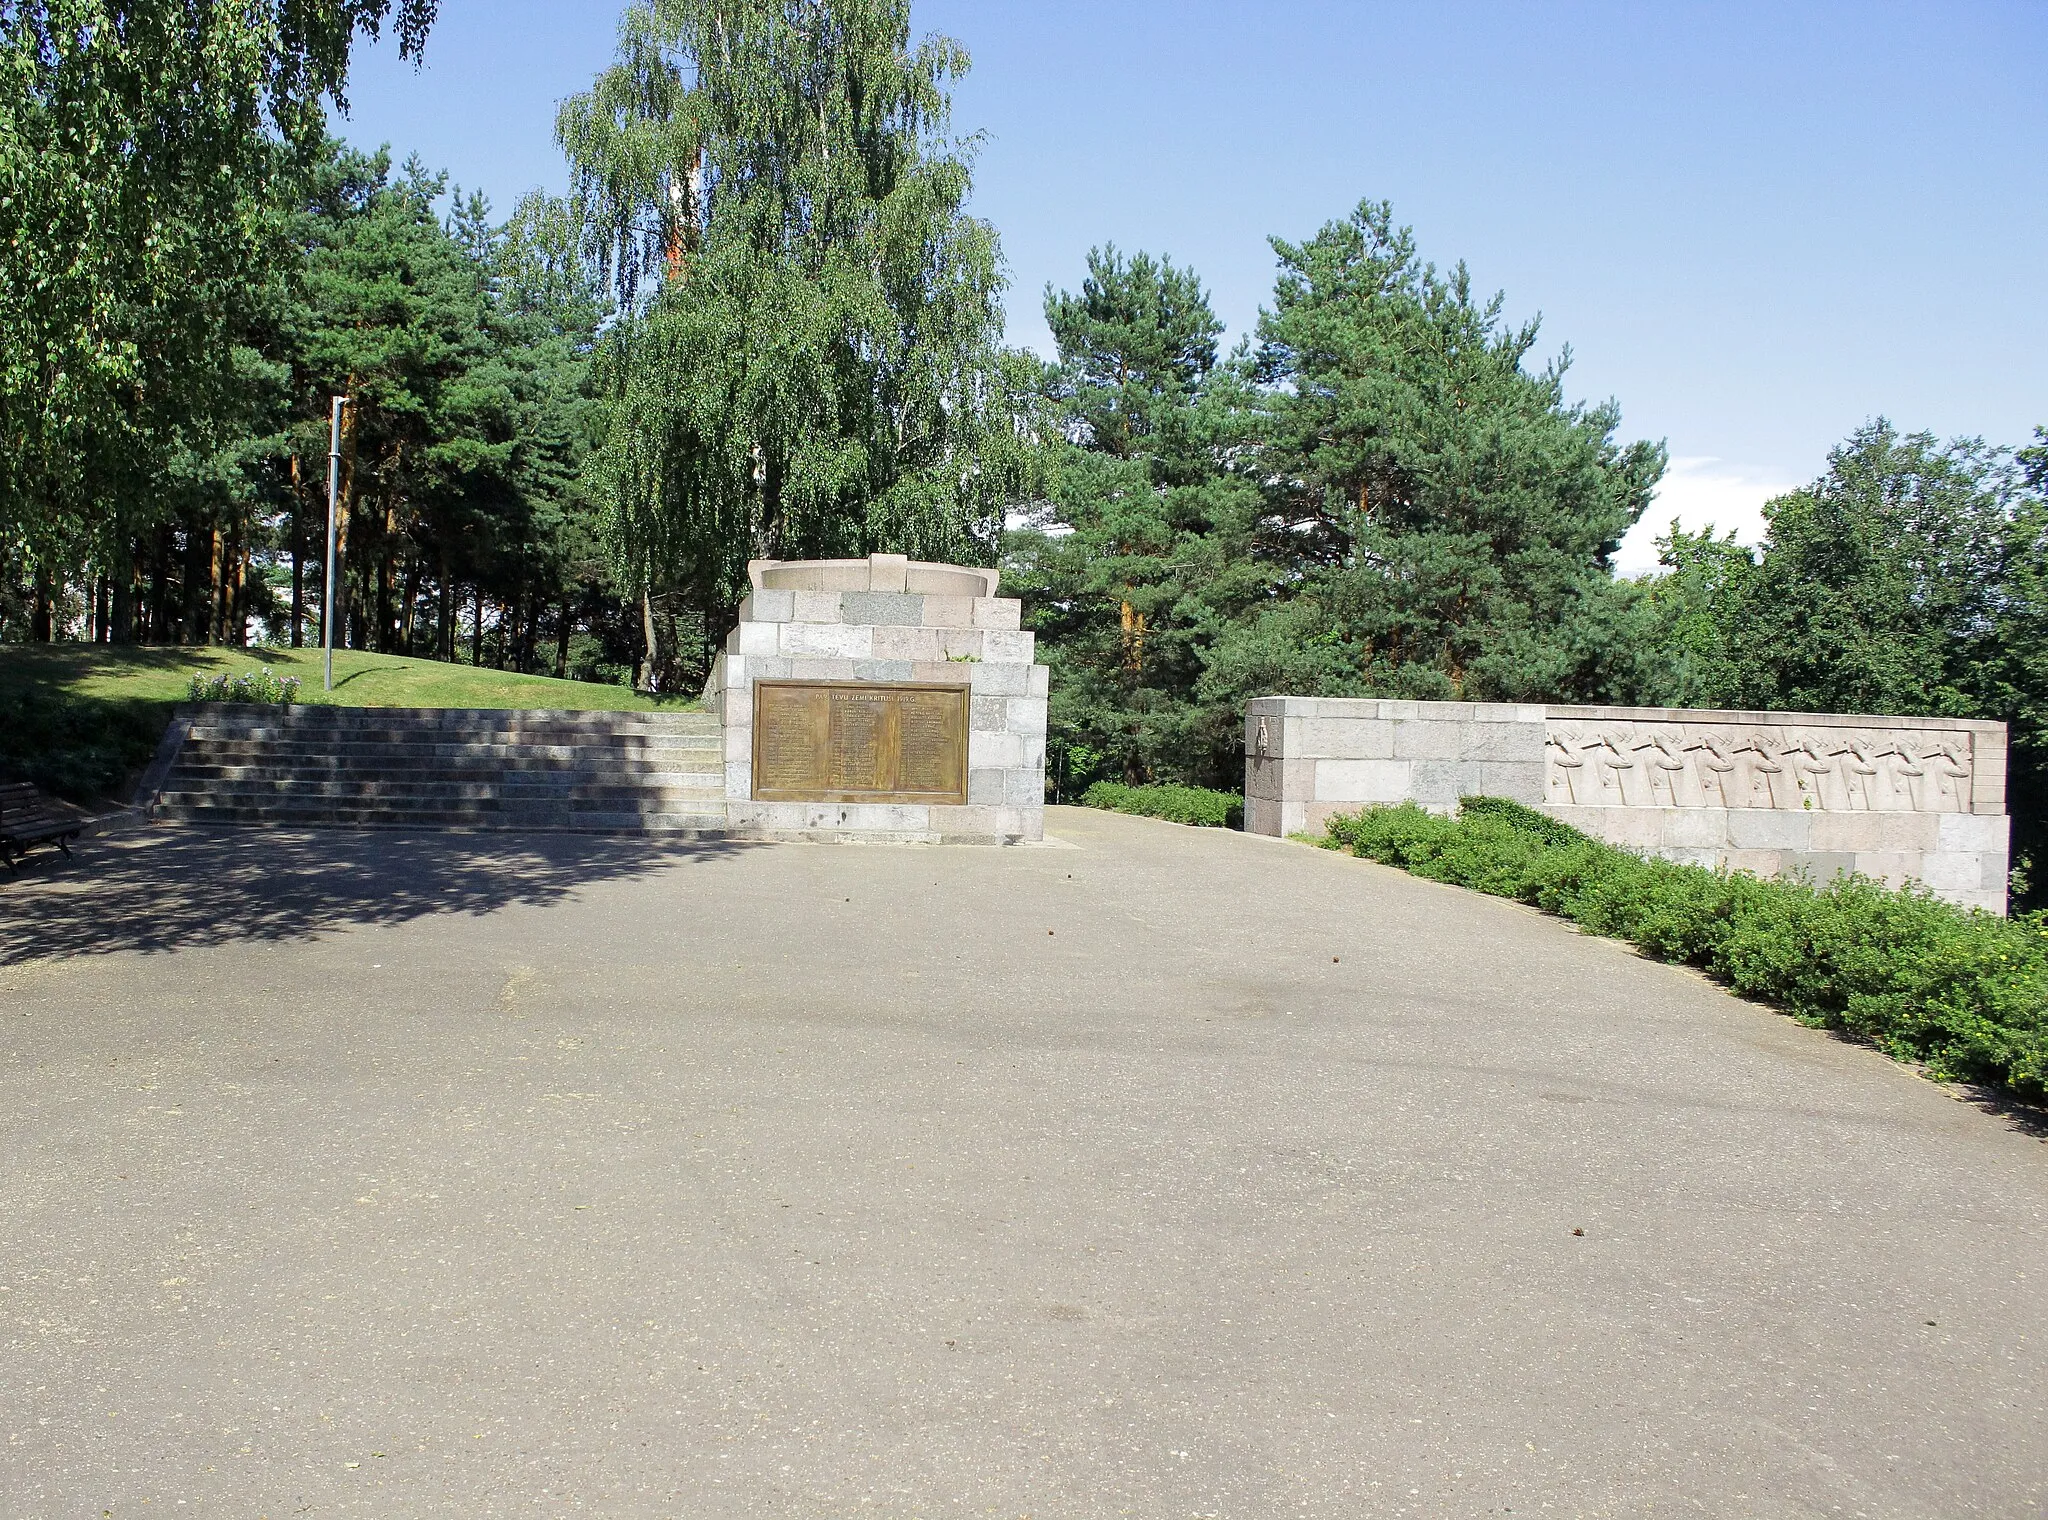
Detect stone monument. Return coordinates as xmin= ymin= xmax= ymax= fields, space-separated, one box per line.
xmin=703 ymin=554 xmax=1048 ymax=844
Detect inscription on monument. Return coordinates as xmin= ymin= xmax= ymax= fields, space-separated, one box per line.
xmin=753 ymin=681 xmax=968 ymax=804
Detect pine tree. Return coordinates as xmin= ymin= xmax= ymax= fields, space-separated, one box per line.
xmin=1199 ymin=201 xmax=1666 ymax=711
xmin=1009 ymin=247 xmax=1265 ymax=790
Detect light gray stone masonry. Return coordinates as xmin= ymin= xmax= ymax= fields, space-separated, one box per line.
xmin=1245 ymin=696 xmax=2010 ymax=914
xmin=706 ymin=555 xmax=1046 ymax=845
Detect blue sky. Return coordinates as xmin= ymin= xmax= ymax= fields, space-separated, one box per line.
xmin=339 ymin=1 xmax=2045 ymax=572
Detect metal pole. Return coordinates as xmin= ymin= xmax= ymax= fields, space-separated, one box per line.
xmin=323 ymin=397 xmax=348 ymax=693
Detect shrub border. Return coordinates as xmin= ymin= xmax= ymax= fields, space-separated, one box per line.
xmin=1079 ymin=781 xmax=1244 ymax=830
xmin=1317 ymin=797 xmax=2047 ymax=1103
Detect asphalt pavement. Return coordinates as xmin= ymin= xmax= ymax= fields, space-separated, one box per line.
xmin=1 ymin=808 xmax=2042 ymax=1517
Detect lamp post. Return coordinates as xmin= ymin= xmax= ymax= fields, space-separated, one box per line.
xmin=322 ymin=396 xmax=349 ymax=693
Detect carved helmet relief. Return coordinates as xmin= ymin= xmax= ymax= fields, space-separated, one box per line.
xmin=1690 ymin=732 xmax=1737 ymax=805
xmin=1928 ymin=738 xmax=1972 ymax=810
xmin=1545 ymin=726 xmax=1586 ymax=802
xmin=1788 ymin=732 xmax=1844 ymax=811
xmin=1593 ymin=725 xmax=1640 ymax=805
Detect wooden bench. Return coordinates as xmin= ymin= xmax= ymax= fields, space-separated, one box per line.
xmin=0 ymin=782 xmax=83 ymax=870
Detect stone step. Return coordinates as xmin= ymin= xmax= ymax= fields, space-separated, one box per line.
xmin=154 ymin=800 xmax=730 ymax=833
xmin=188 ymin=702 xmax=714 ymax=725
xmin=157 ymin=785 xmax=725 ymax=812
xmin=181 ymin=733 xmax=719 ymax=754
xmin=160 ymin=704 xmax=729 ymax=835
xmin=159 ymin=786 xmax=724 ymax=811
xmin=167 ymin=764 xmax=721 ymax=787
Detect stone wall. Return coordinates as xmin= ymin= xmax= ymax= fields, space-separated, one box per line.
xmin=705 ymin=554 xmax=1048 ymax=844
xmin=1244 ymin=696 xmax=2011 ymax=913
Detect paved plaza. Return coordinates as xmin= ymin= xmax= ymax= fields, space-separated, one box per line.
xmin=1 ymin=809 xmax=2043 ymax=1517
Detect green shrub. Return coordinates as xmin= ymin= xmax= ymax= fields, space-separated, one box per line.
xmin=0 ymin=686 xmax=170 ymax=801
xmin=187 ymin=666 xmax=301 ymax=705
xmin=1081 ymin=780 xmax=1244 ymax=829
xmin=1322 ymin=797 xmax=2048 ymax=1102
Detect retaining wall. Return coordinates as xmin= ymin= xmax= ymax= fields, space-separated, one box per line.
xmin=1243 ymin=696 xmax=2010 ymax=914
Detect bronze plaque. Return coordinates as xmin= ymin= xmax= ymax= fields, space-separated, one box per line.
xmin=752 ymin=681 xmax=969 ymax=804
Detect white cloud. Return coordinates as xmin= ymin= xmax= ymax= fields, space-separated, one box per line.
xmin=1614 ymin=456 xmax=1802 ymax=578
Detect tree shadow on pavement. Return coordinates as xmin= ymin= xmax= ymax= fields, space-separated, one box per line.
xmin=0 ymin=823 xmax=750 ymax=965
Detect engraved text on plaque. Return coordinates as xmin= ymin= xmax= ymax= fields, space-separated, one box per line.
xmin=752 ymin=681 xmax=969 ymax=803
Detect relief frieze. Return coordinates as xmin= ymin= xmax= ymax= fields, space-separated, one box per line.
xmin=1543 ymin=721 xmax=1973 ymax=812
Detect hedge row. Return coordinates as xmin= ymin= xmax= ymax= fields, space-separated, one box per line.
xmin=1321 ymin=796 xmax=2048 ymax=1102
xmin=1080 ymin=781 xmax=1244 ymax=829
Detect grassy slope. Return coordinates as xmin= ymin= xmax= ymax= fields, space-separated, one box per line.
xmin=0 ymin=644 xmax=688 ymax=712
xmin=0 ymin=645 xmax=696 ymax=801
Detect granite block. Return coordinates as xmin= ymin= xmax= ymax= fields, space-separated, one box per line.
xmin=971 ymin=696 xmax=1009 ymax=732
xmin=1406 ymin=759 xmax=1469 ymax=805
xmin=872 ymin=625 xmax=947 ymax=662
xmin=922 ymin=595 xmax=975 ymax=628
xmin=782 ymin=657 xmax=854 ymax=681
xmin=1723 ymin=849 xmax=1790 ymax=877
xmin=1005 ymin=697 xmax=1048 ymax=737
xmin=969 ymin=663 xmax=1029 ymax=697
xmin=1913 ymin=851 xmax=1983 ymax=893
xmin=1249 ymin=756 xmax=1313 ymax=804
xmin=1473 ymin=762 xmax=1546 ymax=803
xmin=1462 ymin=722 xmax=1547 ymax=763
xmin=790 ymin=591 xmax=844 ymax=623
xmin=981 ymin=629 xmax=1036 ymax=663
xmin=968 ymin=768 xmax=1007 ymax=804
xmin=781 ymin=622 xmax=872 ymax=659
xmin=936 ymin=628 xmax=986 ymax=661
xmin=1393 ymin=721 xmax=1470 ymax=761
xmin=1806 ymin=811 xmax=1937 ymax=853
xmin=1294 ymin=717 xmax=1396 ymax=760
xmin=1783 ymin=851 xmax=1858 ymax=885
xmin=1314 ymin=758 xmax=1412 ymax=803
xmin=1725 ymin=809 xmax=1814 ymax=851
xmin=1938 ymin=812 xmax=2009 ymax=854
xmin=733 ymin=619 xmax=779 ymax=656
xmin=748 ymin=589 xmax=796 ymax=623
xmin=969 ymin=731 xmax=1026 ymax=769
xmin=971 ymin=598 xmax=1022 ymax=630
xmin=1661 ymin=808 xmax=1735 ymax=849
xmin=1851 ymin=851 xmax=1921 ymax=888
xmin=841 ymin=591 xmax=927 ymax=627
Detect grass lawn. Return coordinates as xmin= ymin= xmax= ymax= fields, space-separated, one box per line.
xmin=0 ymin=644 xmax=696 ymax=802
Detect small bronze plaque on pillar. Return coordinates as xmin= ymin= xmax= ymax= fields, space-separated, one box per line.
xmin=753 ymin=681 xmax=969 ymax=804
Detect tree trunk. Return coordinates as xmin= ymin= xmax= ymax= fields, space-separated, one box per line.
xmin=471 ymin=584 xmax=483 ymax=666
xmin=377 ymin=505 xmax=395 ymax=654
xmin=555 ymin=601 xmax=572 ymax=679
xmin=639 ymin=588 xmax=661 ymax=693
xmin=30 ymin=564 xmax=52 ymax=641
xmin=400 ymin=554 xmax=419 ymax=654
xmin=290 ymin=454 xmax=305 ymax=647
xmin=437 ymin=555 xmax=453 ymax=662
xmin=111 ymin=548 xmax=134 ymax=646
xmin=235 ymin=537 xmax=252 ymax=646
xmin=150 ymin=526 xmax=171 ymax=643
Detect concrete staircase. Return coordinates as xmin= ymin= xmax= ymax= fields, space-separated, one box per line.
xmin=152 ymin=706 xmax=727 ymax=834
